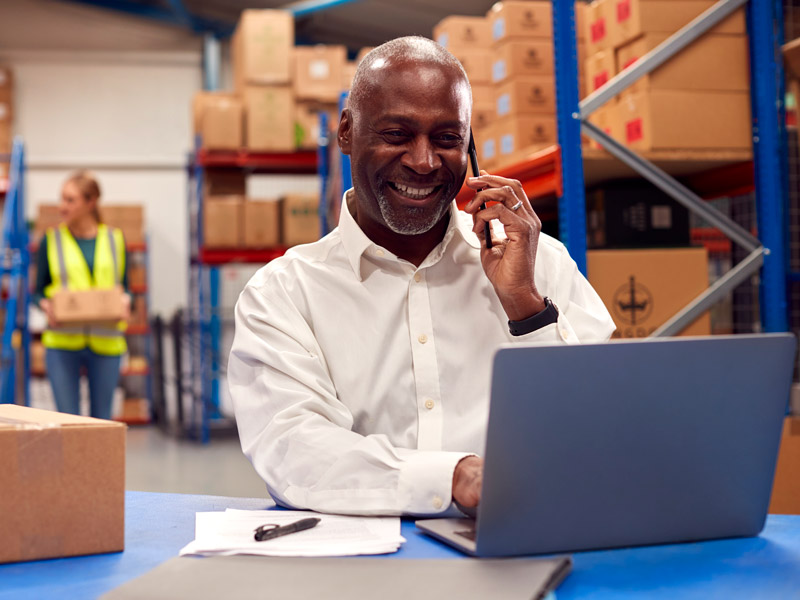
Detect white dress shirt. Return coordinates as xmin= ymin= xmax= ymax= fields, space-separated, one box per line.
xmin=229 ymin=191 xmax=615 ymax=516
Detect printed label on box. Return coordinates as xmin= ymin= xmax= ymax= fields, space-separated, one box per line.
xmin=492 ymin=60 xmax=506 ymax=83
xmin=309 ymin=59 xmax=330 ymax=80
xmin=493 ymin=18 xmax=506 ymax=40
xmin=626 ymin=118 xmax=643 ymax=143
xmin=497 ymin=93 xmax=511 ymax=116
xmin=622 ymin=56 xmax=637 ymax=70
xmin=437 ymin=33 xmax=449 ymax=47
xmin=500 ymin=133 xmax=514 ymax=155
xmin=593 ymin=72 xmax=609 ymax=90
xmin=591 ymin=18 xmax=606 ymax=42
xmin=617 ymin=0 xmax=631 ymax=23
xmin=651 ymin=206 xmax=673 ymax=229
xmin=483 ymin=138 xmax=496 ymax=159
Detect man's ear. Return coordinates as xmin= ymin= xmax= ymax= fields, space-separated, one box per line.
xmin=338 ymin=109 xmax=353 ymax=156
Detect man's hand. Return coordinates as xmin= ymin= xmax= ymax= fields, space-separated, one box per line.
xmin=39 ymin=299 xmax=58 ymax=328
xmin=464 ymin=172 xmax=546 ymax=321
xmin=452 ymin=455 xmax=484 ymax=508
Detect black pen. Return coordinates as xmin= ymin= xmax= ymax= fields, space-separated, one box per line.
xmin=254 ymin=517 xmax=321 ymax=542
xmin=468 ymin=131 xmax=492 ymax=249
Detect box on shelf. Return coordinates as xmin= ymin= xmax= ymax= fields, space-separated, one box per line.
xmin=475 ymin=123 xmax=498 ymax=171
xmin=282 ymin=194 xmax=320 ymax=247
xmin=103 ymin=204 xmax=145 ymax=246
xmin=193 ymin=92 xmax=243 ymax=150
xmin=770 ymin=417 xmax=800 ymax=515
xmin=472 ymin=107 xmax=495 ymax=131
xmin=0 ymin=404 xmax=125 ymax=564
xmin=293 ymin=45 xmax=347 ymax=103
xmin=232 ymin=9 xmax=294 ymax=89
xmin=495 ymin=76 xmax=556 ymax=118
xmin=451 ymin=49 xmax=492 ymax=85
xmin=784 ymin=37 xmax=800 ymax=79
xmin=491 ymin=40 xmax=554 ymax=84
xmin=586 ymin=180 xmax=690 ymax=249
xmin=35 ymin=204 xmax=62 ymax=239
xmin=494 ymin=115 xmax=557 ymax=166
xmin=609 ymin=0 xmax=745 ymax=50
xmin=31 ymin=341 xmax=45 ymax=374
xmin=488 ymin=1 xmax=552 ymax=44
xmin=610 ymin=89 xmax=752 ymax=151
xmin=244 ymin=85 xmax=295 ymax=152
xmin=583 ymin=103 xmax=613 ymax=149
xmin=127 ymin=264 xmax=146 ymax=289
xmin=244 ymin=199 xmax=281 ymax=248
xmin=342 ymin=61 xmax=357 ymax=90
xmin=433 ymin=16 xmax=492 ymax=50
xmin=616 ymin=33 xmax=749 ymax=95
xmin=204 ymin=195 xmax=244 ymax=248
xmin=585 ymin=0 xmax=612 ymax=53
xmin=116 ymin=398 xmax=150 ymax=422
xmin=0 ymin=120 xmax=10 ymax=155
xmin=584 ymin=49 xmax=616 ymax=96
xmin=52 ymin=287 xmax=127 ymax=325
xmin=586 ymin=247 xmax=711 ymax=338
xmin=203 ymin=171 xmax=246 ymax=196
xmin=295 ymin=101 xmax=337 ymax=150
xmin=574 ymin=1 xmax=587 ymax=41
xmin=130 ymin=296 xmax=147 ymax=328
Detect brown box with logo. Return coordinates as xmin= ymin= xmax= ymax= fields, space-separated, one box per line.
xmin=585 ymin=0 xmax=613 ymax=53
xmin=244 ymin=199 xmax=281 ymax=248
xmin=495 ymin=76 xmax=556 ymax=118
xmin=433 ymin=16 xmax=492 ymax=50
xmin=293 ymin=45 xmax=347 ymax=103
xmin=244 ymin=85 xmax=295 ymax=152
xmin=587 ymin=247 xmax=710 ymax=338
xmin=491 ymin=40 xmax=554 ymax=85
xmin=193 ymin=92 xmax=243 ymax=150
xmin=610 ymin=89 xmax=752 ymax=151
xmin=204 ymin=196 xmax=244 ymax=248
xmin=616 ymin=33 xmax=749 ymax=95
xmin=451 ymin=48 xmax=492 ymax=85
xmin=488 ymin=1 xmax=552 ymax=44
xmin=295 ymin=101 xmax=337 ymax=150
xmin=495 ymin=115 xmax=557 ymax=167
xmin=52 ymin=287 xmax=127 ymax=325
xmin=770 ymin=417 xmax=800 ymax=515
xmin=609 ymin=0 xmax=745 ymax=50
xmin=475 ymin=122 xmax=499 ymax=171
xmin=584 ymin=49 xmax=616 ymax=96
xmin=282 ymin=194 xmax=320 ymax=247
xmin=232 ymin=9 xmax=294 ymax=89
xmin=0 ymin=404 xmax=125 ymax=564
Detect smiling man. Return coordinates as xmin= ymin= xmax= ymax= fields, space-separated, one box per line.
xmin=229 ymin=37 xmax=614 ymax=516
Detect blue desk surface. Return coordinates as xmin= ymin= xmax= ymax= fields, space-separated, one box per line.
xmin=1 ymin=491 xmax=799 ymax=599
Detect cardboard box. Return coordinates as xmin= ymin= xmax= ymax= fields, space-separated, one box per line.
xmin=116 ymin=398 xmax=150 ymax=422
xmin=203 ymin=170 xmax=246 ymax=196
xmin=127 ymin=264 xmax=146 ymax=289
xmin=52 ymin=287 xmax=127 ymax=325
xmin=342 ymin=61 xmax=358 ymax=90
xmin=204 ymin=196 xmax=244 ymax=248
xmin=609 ymin=0 xmax=746 ymax=50
xmin=451 ymin=48 xmax=492 ymax=85
xmin=244 ymin=199 xmax=281 ymax=248
xmin=495 ymin=115 xmax=557 ymax=164
xmin=31 ymin=341 xmax=45 ymax=374
xmin=282 ymin=194 xmax=320 ymax=246
xmin=586 ymin=181 xmax=690 ymax=249
xmin=232 ymin=10 xmax=294 ymax=88
xmin=491 ymin=40 xmax=554 ymax=84
xmin=472 ymin=107 xmax=495 ymax=131
xmin=295 ymin=101 xmax=337 ymax=150
xmin=194 ymin=92 xmax=243 ymax=150
xmin=433 ymin=16 xmax=492 ymax=50
xmin=611 ymin=89 xmax=752 ymax=151
xmin=617 ymin=33 xmax=749 ymax=95
xmin=244 ymin=85 xmax=295 ymax=152
xmin=584 ymin=49 xmax=616 ymax=95
xmin=586 ymin=247 xmax=711 ymax=338
xmin=293 ymin=45 xmax=347 ymax=103
xmin=472 ymin=84 xmax=495 ymax=111
xmin=35 ymin=204 xmax=62 ymax=239
xmin=784 ymin=37 xmax=800 ymax=79
xmin=130 ymin=296 xmax=147 ymax=327
xmin=488 ymin=1 xmax=552 ymax=44
xmin=575 ymin=1 xmax=587 ymax=41
xmin=0 ymin=65 xmax=13 ymax=90
xmin=495 ymin=76 xmax=556 ymax=117
xmin=769 ymin=417 xmax=800 ymax=515
xmin=475 ymin=123 xmax=499 ymax=171
xmin=584 ymin=103 xmax=614 ymax=149
xmin=585 ymin=0 xmax=613 ymax=53
xmin=103 ymin=204 xmax=145 ymax=246
xmin=0 ymin=119 xmax=10 ymax=155
xmin=0 ymin=404 xmax=125 ymax=564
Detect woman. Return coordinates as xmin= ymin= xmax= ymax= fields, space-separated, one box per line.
xmin=34 ymin=170 xmax=130 ymax=419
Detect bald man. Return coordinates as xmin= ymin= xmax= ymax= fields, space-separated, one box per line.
xmin=229 ymin=37 xmax=614 ymax=516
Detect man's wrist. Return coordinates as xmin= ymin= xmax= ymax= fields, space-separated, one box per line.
xmin=508 ymin=296 xmax=559 ymax=336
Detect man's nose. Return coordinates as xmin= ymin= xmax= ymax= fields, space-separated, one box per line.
xmin=401 ymin=138 xmax=442 ymax=174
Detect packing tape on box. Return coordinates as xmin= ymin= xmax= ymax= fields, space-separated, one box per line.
xmin=0 ymin=417 xmax=64 ymax=481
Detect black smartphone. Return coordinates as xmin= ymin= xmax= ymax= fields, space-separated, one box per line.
xmin=468 ymin=131 xmax=492 ymax=249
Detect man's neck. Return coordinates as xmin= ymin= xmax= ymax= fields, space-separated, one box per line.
xmin=355 ymin=207 xmax=450 ymax=268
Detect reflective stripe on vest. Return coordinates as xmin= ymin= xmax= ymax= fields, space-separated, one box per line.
xmin=42 ymin=224 xmax=128 ymax=356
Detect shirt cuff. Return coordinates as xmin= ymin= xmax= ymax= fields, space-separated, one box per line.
xmin=510 ymin=314 xmax=580 ymax=344
xmin=397 ymin=450 xmax=474 ymax=516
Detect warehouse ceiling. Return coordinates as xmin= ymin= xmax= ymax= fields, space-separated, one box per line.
xmin=60 ymin=0 xmax=502 ymax=51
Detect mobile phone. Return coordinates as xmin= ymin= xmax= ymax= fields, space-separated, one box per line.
xmin=468 ymin=131 xmax=492 ymax=249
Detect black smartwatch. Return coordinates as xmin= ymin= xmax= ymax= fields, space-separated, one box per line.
xmin=508 ymin=296 xmax=559 ymax=336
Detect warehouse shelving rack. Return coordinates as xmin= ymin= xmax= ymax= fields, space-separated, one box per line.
xmin=186 ymin=142 xmax=318 ymax=442
xmin=456 ymin=0 xmax=791 ymax=335
xmin=0 ymin=137 xmax=31 ymax=406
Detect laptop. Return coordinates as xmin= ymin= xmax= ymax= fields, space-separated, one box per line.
xmin=417 ymin=334 xmax=797 ymax=557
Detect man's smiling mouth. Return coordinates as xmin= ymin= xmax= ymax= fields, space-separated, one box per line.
xmin=388 ymin=182 xmax=442 ymax=200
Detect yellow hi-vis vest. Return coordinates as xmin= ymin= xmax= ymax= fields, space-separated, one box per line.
xmin=42 ymin=224 xmax=128 ymax=356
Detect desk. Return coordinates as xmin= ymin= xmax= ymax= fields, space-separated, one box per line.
xmin=1 ymin=492 xmax=799 ymax=599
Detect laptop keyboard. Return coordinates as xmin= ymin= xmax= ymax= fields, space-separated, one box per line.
xmin=455 ymin=529 xmax=476 ymax=542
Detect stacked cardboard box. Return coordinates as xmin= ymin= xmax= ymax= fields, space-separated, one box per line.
xmin=0 ymin=66 xmax=11 ymax=158
xmin=583 ymin=0 xmax=749 ymax=152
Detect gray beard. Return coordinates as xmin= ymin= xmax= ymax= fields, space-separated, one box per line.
xmin=375 ymin=186 xmax=452 ymax=236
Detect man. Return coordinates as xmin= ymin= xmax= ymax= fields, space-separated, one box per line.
xmin=229 ymin=37 xmax=614 ymax=516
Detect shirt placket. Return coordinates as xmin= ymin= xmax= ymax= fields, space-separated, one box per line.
xmin=407 ymin=268 xmax=444 ymax=451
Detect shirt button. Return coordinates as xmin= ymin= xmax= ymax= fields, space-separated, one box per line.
xmin=432 ymin=496 xmax=443 ymax=509
xmin=414 ymin=273 xmax=422 ymax=283
xmin=560 ymin=328 xmax=569 ymax=341
xmin=418 ymin=334 xmax=428 ymax=344
xmin=424 ymin=398 xmax=434 ymax=410
xmin=375 ymin=249 xmax=385 ymax=257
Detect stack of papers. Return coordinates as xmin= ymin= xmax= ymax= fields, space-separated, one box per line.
xmin=179 ymin=509 xmax=405 ymax=557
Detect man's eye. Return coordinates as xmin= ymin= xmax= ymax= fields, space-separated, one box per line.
xmin=436 ymin=134 xmax=462 ymax=146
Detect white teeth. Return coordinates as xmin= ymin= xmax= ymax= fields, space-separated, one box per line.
xmin=393 ymin=183 xmax=435 ymax=199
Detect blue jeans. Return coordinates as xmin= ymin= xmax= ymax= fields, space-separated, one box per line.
xmin=45 ymin=348 xmax=122 ymax=420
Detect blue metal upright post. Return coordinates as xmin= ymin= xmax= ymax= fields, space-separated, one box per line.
xmin=339 ymin=91 xmax=352 ymax=191
xmin=748 ymin=0 xmax=790 ymax=332
xmin=552 ymin=0 xmax=588 ymax=274
xmin=318 ymin=111 xmax=331 ymax=236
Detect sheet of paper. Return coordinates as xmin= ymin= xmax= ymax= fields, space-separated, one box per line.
xmin=179 ymin=509 xmax=405 ymax=558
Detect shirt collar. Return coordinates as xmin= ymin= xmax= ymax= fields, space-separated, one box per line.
xmin=337 ymin=189 xmax=481 ymax=281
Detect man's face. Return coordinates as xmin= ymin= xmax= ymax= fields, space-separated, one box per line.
xmin=340 ymin=61 xmax=471 ymax=238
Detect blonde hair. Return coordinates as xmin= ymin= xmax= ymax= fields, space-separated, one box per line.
xmin=65 ymin=170 xmax=102 ymax=223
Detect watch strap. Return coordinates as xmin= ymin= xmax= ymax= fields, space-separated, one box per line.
xmin=508 ymin=296 xmax=559 ymax=336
